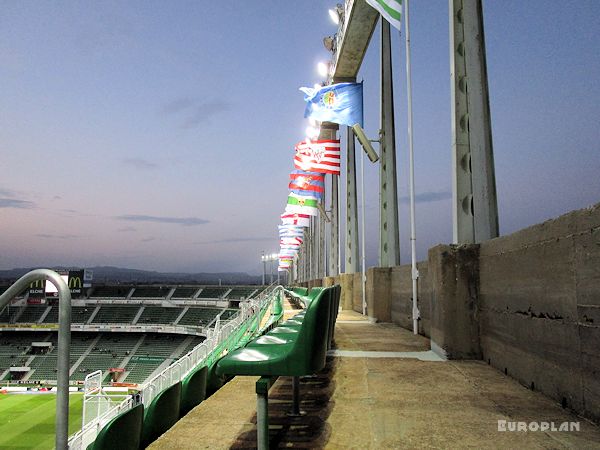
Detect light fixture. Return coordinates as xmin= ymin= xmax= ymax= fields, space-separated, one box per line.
xmin=317 ymin=61 xmax=329 ymax=78
xmin=305 ymin=126 xmax=320 ymax=140
xmin=328 ymin=4 xmax=344 ymax=25
xmin=323 ymin=35 xmax=335 ymax=52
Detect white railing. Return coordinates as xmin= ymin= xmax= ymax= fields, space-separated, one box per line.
xmin=68 ymin=395 xmax=133 ymax=450
xmin=68 ymin=285 xmax=281 ymax=449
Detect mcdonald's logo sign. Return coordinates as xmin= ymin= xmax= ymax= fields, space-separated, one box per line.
xmin=68 ymin=277 xmax=82 ymax=289
xmin=30 ymin=279 xmax=44 ymax=289
xmin=29 ymin=279 xmax=45 ymax=298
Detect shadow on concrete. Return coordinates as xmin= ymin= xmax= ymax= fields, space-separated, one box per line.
xmin=230 ymin=356 xmax=338 ymax=449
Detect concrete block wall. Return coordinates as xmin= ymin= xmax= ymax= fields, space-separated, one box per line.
xmin=390 ymin=262 xmax=432 ymax=337
xmin=294 ymin=202 xmax=600 ymax=422
xmin=478 ymin=203 xmax=600 ymax=422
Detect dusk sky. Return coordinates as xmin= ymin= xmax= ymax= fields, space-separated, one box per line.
xmin=1 ymin=1 xmax=599 ymax=275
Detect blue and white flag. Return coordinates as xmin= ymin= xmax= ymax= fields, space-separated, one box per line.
xmin=299 ymin=82 xmax=363 ymax=127
xmin=278 ymin=225 xmax=304 ymax=238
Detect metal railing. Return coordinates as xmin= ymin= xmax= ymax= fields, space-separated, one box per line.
xmin=0 ymin=269 xmax=72 ymax=450
xmin=67 ymin=285 xmax=283 ymax=449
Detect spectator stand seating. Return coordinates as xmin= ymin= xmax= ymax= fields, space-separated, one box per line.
xmin=215 ymin=285 xmax=341 ymax=450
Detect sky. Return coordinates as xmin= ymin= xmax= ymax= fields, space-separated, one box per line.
xmin=1 ymin=1 xmax=599 ymax=275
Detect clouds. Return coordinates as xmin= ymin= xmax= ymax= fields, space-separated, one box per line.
xmin=0 ymin=198 xmax=35 ymax=209
xmin=195 ymin=237 xmax=273 ymax=245
xmin=399 ymin=191 xmax=452 ymax=205
xmin=122 ymin=157 xmax=157 ymax=170
xmin=161 ymin=96 xmax=231 ymax=129
xmin=116 ymin=214 xmax=209 ymax=226
xmin=36 ymin=233 xmax=81 ymax=240
xmin=0 ymin=189 xmax=35 ymax=209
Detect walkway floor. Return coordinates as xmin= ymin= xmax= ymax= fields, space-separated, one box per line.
xmin=150 ymin=310 xmax=600 ymax=449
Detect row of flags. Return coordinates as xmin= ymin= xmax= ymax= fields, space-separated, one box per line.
xmin=276 ymin=0 xmax=402 ymax=272
xmin=277 ymin=139 xmax=341 ymax=271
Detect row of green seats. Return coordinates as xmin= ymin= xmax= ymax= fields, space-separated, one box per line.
xmin=87 ymin=364 xmax=208 ymax=450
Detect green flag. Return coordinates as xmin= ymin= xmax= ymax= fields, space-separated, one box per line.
xmin=366 ymin=0 xmax=402 ymax=30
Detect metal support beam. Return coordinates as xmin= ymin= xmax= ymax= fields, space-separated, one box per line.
xmin=318 ymin=206 xmax=326 ymax=278
xmin=345 ymin=126 xmax=359 ymax=273
xmin=320 ymin=124 xmax=340 ymax=276
xmin=379 ymin=19 xmax=401 ymax=267
xmin=450 ymin=0 xmax=499 ymax=243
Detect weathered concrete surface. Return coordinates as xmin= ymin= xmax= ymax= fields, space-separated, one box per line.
xmin=150 ymin=311 xmax=600 ymax=449
xmin=479 ymin=203 xmax=600 ymax=422
xmin=391 ymin=261 xmax=432 ymax=337
xmin=338 ymin=273 xmax=354 ymax=310
xmin=366 ymin=267 xmax=392 ymax=322
xmin=429 ymin=244 xmax=482 ymax=359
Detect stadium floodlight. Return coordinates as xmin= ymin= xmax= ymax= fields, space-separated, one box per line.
xmin=352 ymin=124 xmax=380 ymax=163
xmin=305 ymin=126 xmax=320 ymax=140
xmin=323 ymin=35 xmax=335 ymax=52
xmin=317 ymin=62 xmax=329 ymax=78
xmin=328 ymin=4 xmax=344 ymax=25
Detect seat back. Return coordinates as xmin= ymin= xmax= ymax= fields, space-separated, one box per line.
xmin=141 ymin=382 xmax=182 ymax=448
xmin=88 ymin=403 xmax=144 ymax=450
xmin=180 ymin=365 xmax=208 ymax=417
xmin=286 ymin=286 xmax=332 ymax=374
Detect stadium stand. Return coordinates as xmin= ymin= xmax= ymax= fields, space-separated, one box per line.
xmin=90 ymin=286 xmax=131 ymax=298
xmin=219 ymin=309 xmax=239 ymax=321
xmin=225 ymin=286 xmax=258 ymax=299
xmin=131 ymin=286 xmax=171 ymax=298
xmin=171 ymin=287 xmax=199 ymax=298
xmin=14 ymin=305 xmax=47 ymax=323
xmin=176 ymin=336 xmax=205 ymax=359
xmin=197 ymin=287 xmax=228 ymax=299
xmin=42 ymin=305 xmax=96 ymax=324
xmin=92 ymin=305 xmax=141 ymax=324
xmin=137 ymin=307 xmax=181 ymax=325
xmin=177 ymin=307 xmax=222 ymax=326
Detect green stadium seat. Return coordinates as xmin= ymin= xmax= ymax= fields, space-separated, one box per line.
xmin=179 ymin=365 xmax=208 ymax=417
xmin=141 ymin=382 xmax=182 ymax=448
xmin=87 ymin=403 xmax=144 ymax=450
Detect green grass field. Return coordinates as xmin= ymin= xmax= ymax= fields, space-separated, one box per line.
xmin=0 ymin=393 xmax=83 ymax=449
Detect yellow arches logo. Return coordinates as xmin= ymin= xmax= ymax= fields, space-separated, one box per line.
xmin=68 ymin=277 xmax=82 ymax=289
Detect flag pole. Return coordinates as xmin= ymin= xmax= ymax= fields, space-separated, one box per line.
xmin=404 ymin=0 xmax=419 ymax=334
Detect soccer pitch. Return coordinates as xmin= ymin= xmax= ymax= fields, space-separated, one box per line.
xmin=0 ymin=393 xmax=83 ymax=449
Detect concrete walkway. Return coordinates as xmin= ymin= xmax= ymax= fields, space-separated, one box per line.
xmin=150 ymin=310 xmax=600 ymax=449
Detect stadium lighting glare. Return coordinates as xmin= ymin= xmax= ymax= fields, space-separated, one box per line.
xmin=317 ymin=62 xmax=329 ymax=78
xmin=309 ymin=118 xmax=317 ymax=127
xmin=305 ymin=126 xmax=320 ymax=140
xmin=329 ymin=4 xmax=344 ymax=25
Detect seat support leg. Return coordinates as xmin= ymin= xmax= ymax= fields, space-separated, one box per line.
xmin=291 ymin=376 xmax=300 ymax=415
xmin=257 ymin=390 xmax=269 ymax=450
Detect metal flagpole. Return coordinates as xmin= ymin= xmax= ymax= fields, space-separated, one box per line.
xmin=360 ymin=140 xmax=367 ymax=316
xmin=404 ymin=0 xmax=420 ymax=334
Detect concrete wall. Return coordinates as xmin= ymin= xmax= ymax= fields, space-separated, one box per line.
xmin=297 ymin=202 xmax=600 ymax=423
xmin=478 ymin=203 xmax=600 ymax=422
xmin=390 ymin=262 xmax=432 ymax=337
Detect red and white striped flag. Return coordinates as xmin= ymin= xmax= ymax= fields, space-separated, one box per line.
xmin=281 ymin=212 xmax=311 ymax=227
xmin=294 ymin=139 xmax=340 ymax=175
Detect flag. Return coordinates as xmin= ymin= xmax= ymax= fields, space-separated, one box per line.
xmin=281 ymin=212 xmax=311 ymax=227
xmin=285 ymin=193 xmax=319 ymax=216
xmin=280 ymin=237 xmax=303 ymax=246
xmin=289 ymin=170 xmax=325 ymax=200
xmin=366 ymin=0 xmax=402 ymax=30
xmin=294 ymin=140 xmax=340 ymax=175
xmin=299 ymin=82 xmax=363 ymax=127
xmin=278 ymin=225 xmax=304 ymax=238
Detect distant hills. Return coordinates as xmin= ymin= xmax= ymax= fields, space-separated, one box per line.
xmin=0 ymin=266 xmax=263 ymax=285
